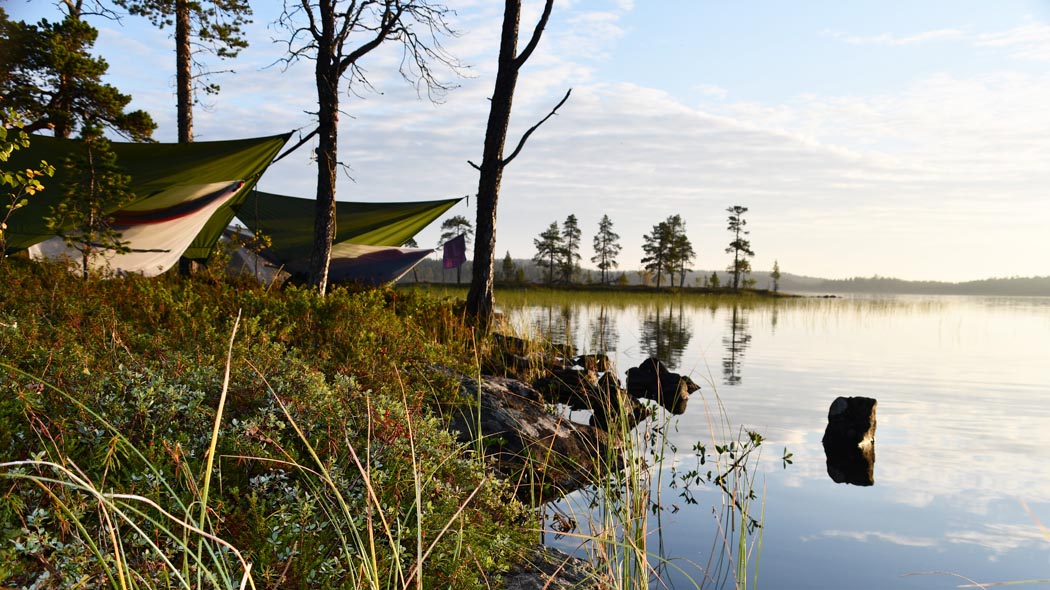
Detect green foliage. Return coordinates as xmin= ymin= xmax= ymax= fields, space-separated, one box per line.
xmin=116 ymin=0 xmax=252 ymax=63
xmin=1 ymin=115 xmax=55 ymax=260
xmin=0 ymin=9 xmax=156 ymax=140
xmin=591 ymin=213 xmax=621 ymax=285
xmin=0 ymin=260 xmax=528 ymax=589
xmin=45 ymin=125 xmax=134 ymax=280
xmin=560 ymin=213 xmax=581 ymax=284
xmin=533 ymin=221 xmax=562 ymax=286
xmin=641 ymin=214 xmax=694 ymax=290
xmin=725 ymin=205 xmax=754 ymax=291
xmin=501 ymin=250 xmax=515 ymax=283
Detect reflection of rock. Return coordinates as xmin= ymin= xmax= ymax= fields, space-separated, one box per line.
xmin=626 ymin=358 xmax=699 ymax=415
xmin=449 ymin=376 xmax=612 ymax=504
xmin=822 ymin=396 xmax=877 ymax=486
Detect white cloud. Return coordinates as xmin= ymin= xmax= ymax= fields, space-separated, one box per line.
xmin=801 ymin=530 xmax=940 ymax=548
xmin=977 ymin=21 xmax=1050 ymax=61
xmin=823 ymin=28 xmax=966 ymax=46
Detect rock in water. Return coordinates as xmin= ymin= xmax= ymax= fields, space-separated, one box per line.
xmin=625 ymin=358 xmax=699 ymax=414
xmin=822 ymin=396 xmax=877 ymax=486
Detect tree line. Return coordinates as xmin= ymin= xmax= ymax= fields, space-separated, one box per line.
xmin=519 ymin=205 xmax=769 ymax=291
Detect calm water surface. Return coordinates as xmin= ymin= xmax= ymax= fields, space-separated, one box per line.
xmin=496 ymin=293 xmax=1050 ymax=589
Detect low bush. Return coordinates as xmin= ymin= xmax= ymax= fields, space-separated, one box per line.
xmin=0 ymin=259 xmax=528 ymax=589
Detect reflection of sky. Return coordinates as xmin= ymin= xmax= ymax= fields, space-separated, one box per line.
xmin=501 ymin=295 xmax=1050 ymax=589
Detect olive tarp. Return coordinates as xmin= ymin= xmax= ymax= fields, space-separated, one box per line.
xmin=236 ymin=190 xmax=461 ymax=263
xmin=4 ymin=133 xmax=290 ymax=260
xmin=233 ymin=191 xmax=461 ymax=285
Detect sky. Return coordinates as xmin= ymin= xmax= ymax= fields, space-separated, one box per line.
xmin=11 ymin=0 xmax=1050 ymax=282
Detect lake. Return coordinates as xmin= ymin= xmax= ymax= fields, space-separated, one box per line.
xmin=495 ymin=291 xmax=1050 ymax=589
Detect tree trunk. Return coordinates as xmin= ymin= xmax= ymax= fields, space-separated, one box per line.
xmin=309 ymin=7 xmax=339 ymax=296
xmin=465 ymin=0 xmax=522 ymax=327
xmin=174 ymin=0 xmax=198 ymax=275
xmin=175 ymin=0 xmax=193 ymax=143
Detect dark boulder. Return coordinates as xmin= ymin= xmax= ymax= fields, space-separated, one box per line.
xmin=625 ymin=358 xmax=699 ymax=414
xmin=533 ymin=367 xmax=648 ymax=431
xmin=821 ymin=396 xmax=877 ymax=486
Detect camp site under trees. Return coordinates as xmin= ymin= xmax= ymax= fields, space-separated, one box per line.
xmin=2 ymin=2 xmax=852 ymax=583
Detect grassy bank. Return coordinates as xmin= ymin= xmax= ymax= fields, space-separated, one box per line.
xmin=0 ymin=260 xmax=769 ymax=589
xmin=0 ymin=259 xmax=528 ymax=589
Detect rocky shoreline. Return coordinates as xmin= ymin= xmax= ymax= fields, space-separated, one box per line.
xmin=448 ymin=336 xmax=701 ymax=588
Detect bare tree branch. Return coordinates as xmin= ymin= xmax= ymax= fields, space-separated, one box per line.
xmin=501 ymin=87 xmax=570 ymax=168
xmin=514 ymin=0 xmax=553 ymax=68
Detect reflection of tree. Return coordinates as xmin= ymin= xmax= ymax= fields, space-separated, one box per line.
xmin=722 ymin=305 xmax=752 ymax=385
xmin=532 ymin=304 xmax=580 ymax=350
xmin=639 ymin=301 xmax=692 ymax=370
xmin=587 ymin=306 xmax=618 ymax=354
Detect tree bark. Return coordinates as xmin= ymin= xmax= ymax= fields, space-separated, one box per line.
xmin=465 ymin=0 xmax=525 ymax=326
xmin=309 ymin=2 xmax=339 ymax=296
xmin=175 ymin=0 xmax=193 ymax=143
xmin=175 ymin=0 xmax=199 ymax=275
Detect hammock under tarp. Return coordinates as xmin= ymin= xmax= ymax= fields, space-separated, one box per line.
xmin=5 ymin=133 xmax=290 ymax=266
xmin=235 ymin=190 xmax=461 ymax=285
xmin=292 ymin=243 xmax=434 ymax=286
xmin=28 ymin=181 xmax=243 ymax=277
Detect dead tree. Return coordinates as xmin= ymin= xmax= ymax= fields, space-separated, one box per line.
xmin=276 ymin=0 xmax=459 ymax=295
xmin=465 ymin=0 xmax=569 ymax=326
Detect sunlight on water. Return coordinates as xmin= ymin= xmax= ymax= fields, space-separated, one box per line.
xmin=496 ymin=291 xmax=1050 ymax=589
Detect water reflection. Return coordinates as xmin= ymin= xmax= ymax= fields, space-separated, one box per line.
xmin=639 ymin=301 xmax=692 ymax=370
xmin=532 ymin=303 xmax=581 ymax=349
xmin=587 ymin=306 xmax=618 ymax=354
xmin=492 ymin=292 xmax=1050 ymax=589
xmin=722 ymin=305 xmax=752 ymax=385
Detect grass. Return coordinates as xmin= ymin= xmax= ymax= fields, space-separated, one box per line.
xmin=0 ymin=258 xmax=773 ymax=589
xmin=0 ymin=259 xmax=525 ymax=588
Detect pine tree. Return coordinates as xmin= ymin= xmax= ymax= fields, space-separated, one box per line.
xmin=501 ymin=250 xmax=515 ymax=283
xmin=0 ymin=9 xmax=155 ymax=140
xmin=725 ymin=205 xmax=755 ymax=291
xmin=115 ymin=0 xmax=251 ymax=143
xmin=45 ymin=124 xmax=134 ymax=280
xmin=591 ymin=214 xmax=621 ymax=285
xmin=560 ymin=213 xmax=581 ymax=284
xmin=533 ymin=222 xmax=562 ymax=286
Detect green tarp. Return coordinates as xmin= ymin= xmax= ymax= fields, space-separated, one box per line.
xmin=5 ymin=133 xmax=290 ymax=259
xmin=237 ymin=191 xmax=462 ymax=264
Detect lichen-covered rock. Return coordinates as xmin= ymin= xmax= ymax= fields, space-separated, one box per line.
xmin=449 ymin=376 xmax=613 ymax=504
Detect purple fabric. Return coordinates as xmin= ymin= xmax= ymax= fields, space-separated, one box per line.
xmin=443 ymin=234 xmax=467 ymax=269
